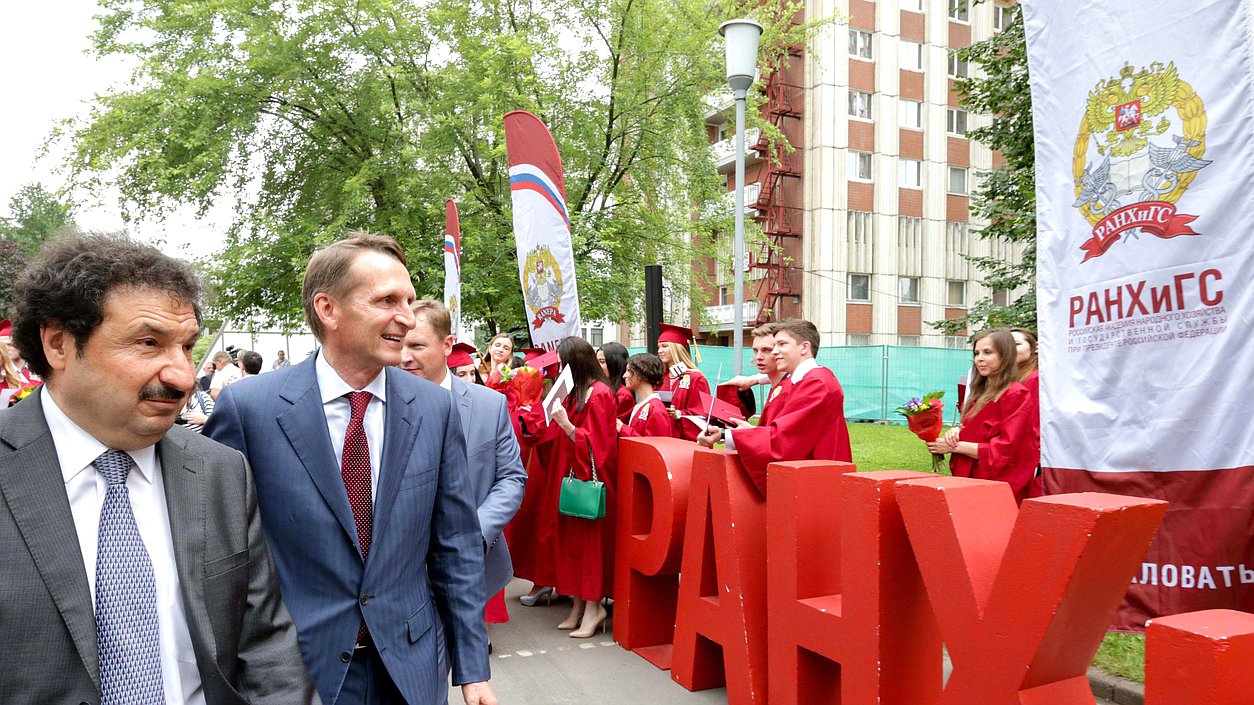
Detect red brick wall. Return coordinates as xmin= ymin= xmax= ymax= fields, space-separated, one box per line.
xmin=850 ymin=60 xmax=876 ymax=93
xmin=900 ymin=70 xmax=924 ymax=101
xmin=946 ymin=195 xmax=970 ymax=223
xmin=848 ymin=182 xmax=874 ymax=212
xmin=899 ymin=188 xmax=923 ymax=217
xmin=948 ymin=20 xmax=971 ymax=48
xmin=944 ymin=308 xmax=968 ymax=336
xmin=849 ymin=120 xmax=875 ymax=152
xmin=947 ymin=136 xmax=970 ymax=167
xmin=897 ymin=305 xmax=922 ymax=335
xmin=900 ymin=129 xmax=924 ymax=160
xmin=900 ymin=10 xmax=925 ymax=42
xmin=847 ymin=304 xmax=873 ymax=334
xmin=850 ymin=0 xmax=876 ymax=30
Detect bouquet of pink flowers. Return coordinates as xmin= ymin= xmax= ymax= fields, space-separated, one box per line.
xmin=895 ymin=391 xmax=946 ymax=471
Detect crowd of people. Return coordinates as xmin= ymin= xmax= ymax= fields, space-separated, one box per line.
xmin=0 ymin=229 xmax=1047 ymax=705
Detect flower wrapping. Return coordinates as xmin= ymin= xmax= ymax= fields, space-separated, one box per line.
xmin=895 ymin=391 xmax=947 ymax=471
xmin=509 ymin=366 xmax=544 ymax=407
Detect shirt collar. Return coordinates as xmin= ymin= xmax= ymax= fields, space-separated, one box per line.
xmin=789 ymin=357 xmax=819 ymax=382
xmin=631 ymin=392 xmax=658 ymax=417
xmin=438 ymin=370 xmax=453 ymax=391
xmin=316 ymin=350 xmax=388 ymax=404
xmin=41 ymin=388 xmax=158 ymax=485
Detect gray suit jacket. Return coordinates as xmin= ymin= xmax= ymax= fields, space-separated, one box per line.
xmin=450 ymin=377 xmax=527 ymax=595
xmin=0 ymin=388 xmax=318 ymax=705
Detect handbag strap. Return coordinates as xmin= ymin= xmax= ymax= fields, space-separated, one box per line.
xmin=567 ymin=445 xmax=599 ymax=484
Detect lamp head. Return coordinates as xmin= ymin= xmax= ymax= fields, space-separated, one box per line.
xmin=719 ymin=19 xmax=763 ymax=97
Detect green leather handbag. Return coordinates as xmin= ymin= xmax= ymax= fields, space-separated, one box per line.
xmin=558 ymin=449 xmax=607 ymax=520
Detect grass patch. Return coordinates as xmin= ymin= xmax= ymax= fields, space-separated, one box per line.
xmin=845 ymin=424 xmax=1147 ymax=684
xmin=1094 ymin=632 xmax=1145 ymax=683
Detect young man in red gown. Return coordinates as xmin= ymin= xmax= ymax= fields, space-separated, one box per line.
xmin=698 ymin=319 xmax=852 ymax=496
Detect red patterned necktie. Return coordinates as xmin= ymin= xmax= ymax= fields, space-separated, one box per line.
xmin=342 ymin=391 xmax=373 ymax=558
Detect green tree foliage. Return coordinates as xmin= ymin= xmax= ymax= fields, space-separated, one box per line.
xmin=63 ymin=0 xmax=809 ymax=336
xmin=0 ymin=239 xmax=30 ymax=317
xmin=933 ymin=4 xmax=1036 ymax=337
xmin=0 ymin=183 xmax=76 ymax=256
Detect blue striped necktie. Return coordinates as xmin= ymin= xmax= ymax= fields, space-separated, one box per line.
xmin=93 ymin=449 xmax=165 ymax=704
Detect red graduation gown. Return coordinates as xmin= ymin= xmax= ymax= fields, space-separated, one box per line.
xmin=949 ymin=382 xmax=1041 ymax=503
xmin=614 ymin=385 xmax=635 ymax=422
xmin=732 ymin=363 xmax=852 ymax=496
xmin=619 ymin=395 xmax=674 ymax=438
xmin=666 ymin=368 xmax=711 ymax=441
xmin=550 ymin=382 xmax=619 ymax=600
xmin=507 ymin=404 xmax=562 ymax=587
xmin=757 ymin=377 xmax=790 ymax=426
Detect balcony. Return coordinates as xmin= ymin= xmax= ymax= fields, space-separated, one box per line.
xmin=703 ymin=182 xmax=761 ymax=219
xmin=705 ymin=300 xmax=760 ymax=330
xmin=712 ymin=128 xmax=762 ymax=173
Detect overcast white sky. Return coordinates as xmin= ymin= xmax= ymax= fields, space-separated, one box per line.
xmin=0 ymin=1 xmax=227 ymax=259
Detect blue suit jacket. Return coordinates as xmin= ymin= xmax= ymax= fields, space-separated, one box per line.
xmin=205 ymin=357 xmax=489 ymax=705
xmin=450 ymin=377 xmax=527 ymax=595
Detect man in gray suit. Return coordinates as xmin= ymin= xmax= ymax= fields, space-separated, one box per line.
xmin=0 ymin=234 xmax=317 ymax=704
xmin=399 ymin=301 xmax=527 ymax=640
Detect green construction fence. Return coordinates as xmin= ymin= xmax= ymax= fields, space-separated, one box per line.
xmin=626 ymin=345 xmax=972 ymax=423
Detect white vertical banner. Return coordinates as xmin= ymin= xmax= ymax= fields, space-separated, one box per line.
xmin=503 ymin=110 xmax=582 ymax=351
xmin=443 ymin=199 xmax=463 ymax=342
xmin=1025 ymin=0 xmax=1254 ymax=626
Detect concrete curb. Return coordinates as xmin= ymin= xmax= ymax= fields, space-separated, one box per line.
xmin=1089 ymin=667 xmax=1144 ymax=705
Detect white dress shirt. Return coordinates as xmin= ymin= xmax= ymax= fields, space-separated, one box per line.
xmin=316 ymin=351 xmax=387 ymax=502
xmin=42 ymin=390 xmax=203 ymax=705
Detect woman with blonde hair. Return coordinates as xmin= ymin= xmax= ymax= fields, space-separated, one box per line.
xmin=928 ymin=327 xmax=1041 ymax=503
xmin=656 ymin=323 xmax=711 ymax=441
xmin=478 ymin=332 xmax=515 ymax=389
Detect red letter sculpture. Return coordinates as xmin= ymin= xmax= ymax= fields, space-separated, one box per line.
xmin=1146 ymin=609 xmax=1254 ymax=705
xmin=768 ymin=465 xmax=943 ymax=705
xmin=670 ymin=447 xmax=768 ymax=704
xmin=613 ymin=437 xmax=697 ymax=669
xmin=896 ymin=477 xmax=1166 ymax=705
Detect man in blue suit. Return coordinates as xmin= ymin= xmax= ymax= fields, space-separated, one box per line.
xmin=399 ymin=301 xmax=526 ymax=649
xmin=206 ymin=234 xmax=496 ymax=705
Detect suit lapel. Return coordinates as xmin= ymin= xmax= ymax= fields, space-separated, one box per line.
xmin=453 ymin=377 xmax=473 ymax=439
xmin=0 ymin=389 xmax=99 ymax=685
xmin=370 ymin=368 xmax=422 ymax=556
xmin=276 ymin=361 xmax=360 ymax=548
xmin=157 ymin=433 xmax=218 ymax=662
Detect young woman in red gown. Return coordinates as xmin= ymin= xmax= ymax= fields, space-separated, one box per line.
xmin=657 ymin=323 xmax=710 ymax=441
xmin=508 ymin=351 xmax=563 ymax=607
xmin=928 ymin=327 xmax=1041 ymax=503
xmin=618 ymin=353 xmax=675 ymax=438
xmin=546 ymin=336 xmax=619 ymax=637
xmin=597 ymin=342 xmax=635 ymax=422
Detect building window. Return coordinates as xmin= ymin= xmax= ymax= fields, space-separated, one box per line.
xmin=899 ymin=159 xmax=923 ymax=189
xmin=898 ymin=335 xmax=921 ymax=347
xmin=948 ymin=53 xmax=969 ymax=78
xmin=848 ymin=333 xmax=872 ymax=346
xmin=899 ymin=276 xmax=920 ymax=303
xmin=949 ymin=0 xmax=969 ymax=21
xmin=946 ymin=335 xmax=969 ymax=350
xmin=848 ymin=90 xmax=873 ymax=120
xmin=848 ymin=274 xmax=871 ymax=302
xmin=591 ymin=326 xmax=604 ymax=347
xmin=901 ymin=0 xmax=924 ymax=12
xmin=847 ymin=151 xmax=873 ymax=181
xmin=899 ymin=40 xmax=924 ymax=71
xmin=849 ymin=29 xmax=873 ymax=60
xmin=947 ymin=108 xmax=968 ymax=136
xmin=994 ymin=4 xmax=1014 ymax=31
xmin=947 ymin=280 xmax=966 ymax=306
xmin=948 ymin=167 xmax=968 ymax=195
xmin=992 ymin=288 xmax=1010 ymax=306
xmin=898 ymin=99 xmax=923 ymax=130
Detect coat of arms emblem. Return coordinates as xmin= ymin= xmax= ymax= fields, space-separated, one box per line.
xmin=523 ymin=245 xmax=566 ymax=327
xmin=1073 ymin=62 xmax=1211 ymax=262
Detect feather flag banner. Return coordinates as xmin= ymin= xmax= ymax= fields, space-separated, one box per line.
xmin=503 ymin=110 xmax=582 ymax=351
xmin=443 ymin=199 xmax=464 ymax=342
xmin=1025 ymin=0 xmax=1254 ymax=628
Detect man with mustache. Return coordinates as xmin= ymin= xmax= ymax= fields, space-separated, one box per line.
xmin=0 ymin=234 xmax=317 ymax=704
xmin=207 ymin=233 xmax=496 ymax=705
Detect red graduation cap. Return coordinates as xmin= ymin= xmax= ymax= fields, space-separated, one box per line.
xmin=447 ymin=342 xmax=477 ymax=369
xmin=695 ymin=390 xmax=745 ymax=425
xmin=657 ymin=323 xmax=694 ymax=346
xmin=0 ymin=319 xmax=11 ymax=337
xmin=522 ymin=348 xmax=560 ymax=377
xmin=716 ymin=382 xmax=756 ymax=419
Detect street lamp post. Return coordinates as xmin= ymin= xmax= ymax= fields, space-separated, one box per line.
xmin=719 ymin=19 xmax=762 ymax=377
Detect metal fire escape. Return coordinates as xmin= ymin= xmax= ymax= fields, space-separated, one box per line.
xmin=750 ymin=44 xmax=804 ymax=325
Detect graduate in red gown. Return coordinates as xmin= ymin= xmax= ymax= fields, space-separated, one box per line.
xmin=928 ymin=327 xmax=1041 ymax=504
xmin=597 ymin=342 xmax=635 ymax=421
xmin=543 ymin=336 xmax=618 ymax=638
xmin=722 ymin=322 xmax=790 ymax=425
xmin=618 ymin=353 xmax=675 ymax=438
xmin=508 ymin=348 xmax=564 ymax=606
xmin=699 ymin=319 xmax=852 ymax=496
xmin=657 ymin=323 xmax=711 ymax=441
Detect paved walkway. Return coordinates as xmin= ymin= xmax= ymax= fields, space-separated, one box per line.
xmin=447 ymin=579 xmax=725 ymax=705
